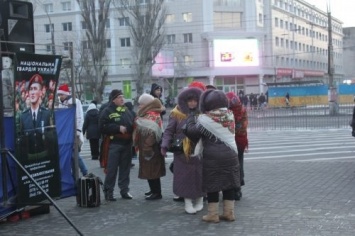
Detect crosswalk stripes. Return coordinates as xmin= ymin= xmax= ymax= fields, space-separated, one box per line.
xmin=79 ymin=129 xmax=355 ymax=162
xmin=246 ymin=129 xmax=355 ymax=162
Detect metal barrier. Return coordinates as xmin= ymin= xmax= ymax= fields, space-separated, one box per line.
xmin=248 ymin=104 xmax=353 ymax=130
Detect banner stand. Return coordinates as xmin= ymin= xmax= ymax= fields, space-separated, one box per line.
xmin=0 ymin=50 xmax=83 ymax=235
xmin=2 ymin=150 xmax=83 ymax=236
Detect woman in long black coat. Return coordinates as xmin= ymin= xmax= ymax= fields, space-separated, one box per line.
xmin=83 ymin=103 xmax=101 ymax=160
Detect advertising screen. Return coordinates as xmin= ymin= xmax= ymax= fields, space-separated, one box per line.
xmin=213 ymin=39 xmax=260 ymax=67
xmin=151 ymin=50 xmax=174 ymax=77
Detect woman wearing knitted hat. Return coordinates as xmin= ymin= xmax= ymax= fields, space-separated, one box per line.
xmin=184 ymin=89 xmax=240 ymax=223
xmin=226 ymin=92 xmax=248 ymax=201
xmin=134 ymin=93 xmax=166 ymax=200
xmin=161 ymin=87 xmax=204 ymax=214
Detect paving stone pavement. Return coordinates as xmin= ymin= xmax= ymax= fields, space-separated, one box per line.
xmin=1 ymin=129 xmax=355 ymax=236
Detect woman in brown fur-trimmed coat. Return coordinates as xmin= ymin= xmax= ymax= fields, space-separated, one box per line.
xmin=133 ymin=93 xmax=166 ymax=200
xmin=184 ymin=89 xmax=240 ymax=223
xmin=161 ymin=87 xmax=204 ymax=214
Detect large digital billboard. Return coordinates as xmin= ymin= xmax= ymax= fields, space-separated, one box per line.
xmin=213 ymin=39 xmax=260 ymax=67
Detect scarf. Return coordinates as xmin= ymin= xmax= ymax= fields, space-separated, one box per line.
xmin=170 ymin=105 xmax=194 ymax=160
xmin=197 ymin=108 xmax=238 ymax=155
xmin=133 ymin=99 xmax=163 ymax=149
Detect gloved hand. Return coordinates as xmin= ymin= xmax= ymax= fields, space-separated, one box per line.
xmin=161 ymin=147 xmax=167 ymax=157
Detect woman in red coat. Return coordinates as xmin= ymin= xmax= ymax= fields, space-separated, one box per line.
xmin=226 ymin=92 xmax=248 ymax=200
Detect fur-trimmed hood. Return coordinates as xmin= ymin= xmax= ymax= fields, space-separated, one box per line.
xmin=177 ymin=87 xmax=203 ymax=114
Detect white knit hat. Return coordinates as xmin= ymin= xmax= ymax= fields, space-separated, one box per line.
xmin=138 ymin=93 xmax=154 ymax=105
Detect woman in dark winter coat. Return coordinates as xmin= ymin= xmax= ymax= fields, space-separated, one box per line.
xmin=83 ymin=103 xmax=101 ymax=160
xmin=184 ymin=89 xmax=240 ymax=223
xmin=226 ymin=92 xmax=248 ymax=201
xmin=133 ymin=93 xmax=166 ymax=200
xmin=161 ymin=87 xmax=204 ymax=214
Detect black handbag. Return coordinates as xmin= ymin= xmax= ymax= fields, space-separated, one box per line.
xmin=167 ymin=136 xmax=183 ymax=152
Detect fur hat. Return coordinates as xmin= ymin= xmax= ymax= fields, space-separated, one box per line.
xmin=178 ymin=87 xmax=203 ymax=114
xmin=110 ymin=89 xmax=123 ymax=101
xmin=206 ymin=84 xmax=217 ymax=90
xmin=188 ymin=81 xmax=206 ymax=91
xmin=138 ymin=93 xmax=154 ymax=105
xmin=57 ymin=84 xmax=70 ymax=95
xmin=200 ymin=89 xmax=228 ymax=113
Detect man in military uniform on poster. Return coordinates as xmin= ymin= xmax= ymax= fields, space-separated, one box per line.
xmin=18 ymin=74 xmax=53 ymax=161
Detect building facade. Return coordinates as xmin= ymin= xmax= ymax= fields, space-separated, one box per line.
xmin=343 ymin=27 xmax=355 ymax=82
xmin=29 ymin=0 xmax=344 ymax=101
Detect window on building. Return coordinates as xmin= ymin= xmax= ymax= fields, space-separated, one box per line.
xmin=82 ymin=40 xmax=90 ymax=50
xmin=120 ymin=38 xmax=131 ymax=47
xmin=280 ymin=38 xmax=284 ymax=47
xmin=280 ymin=19 xmax=283 ymax=28
xmin=45 ymin=24 xmax=54 ymax=33
xmin=62 ymin=22 xmax=72 ymax=31
xmin=106 ymin=19 xmax=110 ymax=28
xmin=44 ymin=3 xmax=53 ymax=13
xmin=46 ymin=44 xmax=54 ymax=52
xmin=275 ymin=37 xmax=279 ymax=46
xmin=258 ymin=13 xmax=263 ymax=24
xmin=119 ymin=17 xmax=129 ymax=26
xmin=285 ymin=39 xmax=289 ymax=48
xmin=63 ymin=42 xmax=73 ymax=51
xmin=275 ymin=17 xmax=279 ymax=27
xmin=214 ymin=12 xmax=241 ymax=29
xmin=184 ymin=55 xmax=194 ymax=66
xmin=106 ymin=39 xmax=111 ymax=48
xmin=165 ymin=14 xmax=175 ymax=23
xmin=62 ymin=1 xmax=71 ymax=11
xmin=183 ymin=33 xmax=193 ymax=43
xmin=182 ymin=13 xmax=192 ymax=22
xmin=119 ymin=58 xmax=131 ymax=68
xmin=285 ymin=21 xmax=288 ymax=30
xmin=166 ymin=34 xmax=176 ymax=44
xmin=213 ymin=0 xmax=242 ymax=7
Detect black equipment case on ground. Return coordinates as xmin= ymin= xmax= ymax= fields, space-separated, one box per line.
xmin=76 ymin=174 xmax=102 ymax=207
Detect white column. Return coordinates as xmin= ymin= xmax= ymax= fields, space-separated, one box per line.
xmin=259 ymin=74 xmax=264 ymax=94
xmin=208 ymin=76 xmax=214 ymax=86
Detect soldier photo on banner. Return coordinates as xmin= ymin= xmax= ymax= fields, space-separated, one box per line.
xmin=14 ymin=52 xmax=62 ymax=204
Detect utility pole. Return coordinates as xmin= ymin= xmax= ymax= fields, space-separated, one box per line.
xmin=327 ymin=11 xmax=337 ymax=115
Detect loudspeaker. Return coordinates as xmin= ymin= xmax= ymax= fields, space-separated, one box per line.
xmin=0 ymin=0 xmax=34 ymax=53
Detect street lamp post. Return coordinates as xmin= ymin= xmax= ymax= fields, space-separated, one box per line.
xmin=327 ymin=11 xmax=337 ymax=115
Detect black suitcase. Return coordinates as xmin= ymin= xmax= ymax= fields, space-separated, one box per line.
xmin=76 ymin=174 xmax=102 ymax=207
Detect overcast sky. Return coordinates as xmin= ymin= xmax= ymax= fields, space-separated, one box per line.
xmin=306 ymin=0 xmax=355 ymax=27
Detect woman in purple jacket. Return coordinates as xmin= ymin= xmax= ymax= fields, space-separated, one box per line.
xmin=161 ymin=87 xmax=204 ymax=214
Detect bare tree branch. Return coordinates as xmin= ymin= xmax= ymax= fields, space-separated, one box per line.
xmin=114 ymin=0 xmax=167 ymax=98
xmin=76 ymin=0 xmax=111 ymax=102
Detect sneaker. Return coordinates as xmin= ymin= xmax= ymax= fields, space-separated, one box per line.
xmin=145 ymin=193 xmax=162 ymax=200
xmin=121 ymin=192 xmax=133 ymax=200
xmin=144 ymin=191 xmax=152 ymax=196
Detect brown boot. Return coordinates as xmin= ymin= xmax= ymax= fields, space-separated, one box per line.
xmin=202 ymin=202 xmax=219 ymax=223
xmin=219 ymin=200 xmax=235 ymax=221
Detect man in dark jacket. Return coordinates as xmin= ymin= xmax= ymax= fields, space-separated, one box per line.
xmin=99 ymin=89 xmax=135 ymax=201
xmin=83 ymin=103 xmax=100 ymax=160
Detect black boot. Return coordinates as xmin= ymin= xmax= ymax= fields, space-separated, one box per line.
xmin=104 ymin=190 xmax=116 ymax=202
xmin=235 ymin=190 xmax=242 ymax=201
